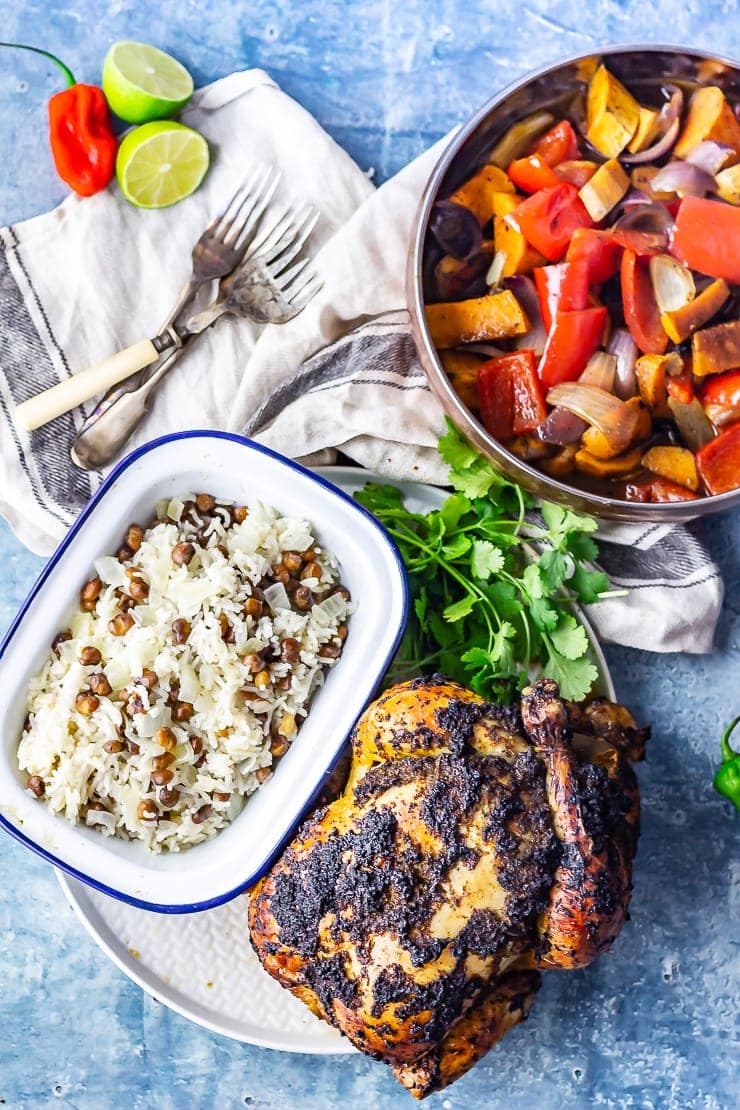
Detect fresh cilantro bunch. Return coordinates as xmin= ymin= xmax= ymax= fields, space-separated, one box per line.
xmin=355 ymin=420 xmax=615 ymax=703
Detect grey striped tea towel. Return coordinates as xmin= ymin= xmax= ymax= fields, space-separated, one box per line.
xmin=0 ymin=69 xmax=723 ymax=653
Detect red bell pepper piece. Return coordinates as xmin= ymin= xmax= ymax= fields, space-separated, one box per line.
xmin=508 ymin=154 xmax=562 ymax=194
xmin=621 ymin=249 xmax=668 ymax=355
xmin=565 ymin=229 xmax=621 ymax=285
xmin=1 ymin=43 xmax=117 ymax=197
xmin=478 ymin=350 xmax=546 ymax=440
xmin=537 ymin=306 xmax=608 ymax=388
xmin=699 ymin=369 xmax=740 ymax=408
xmin=533 ymin=263 xmax=589 ymax=331
xmin=624 ymin=478 xmax=700 ymax=503
xmin=665 ymin=365 xmax=695 ymax=404
xmin=670 ymin=197 xmax=740 ymax=285
xmin=531 ymin=120 xmax=580 ymax=167
xmin=696 ymin=423 xmax=740 ymax=495
xmin=512 ymin=184 xmax=594 ymax=262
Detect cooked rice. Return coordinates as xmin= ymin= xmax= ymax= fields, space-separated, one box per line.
xmin=17 ymin=494 xmax=351 ymax=852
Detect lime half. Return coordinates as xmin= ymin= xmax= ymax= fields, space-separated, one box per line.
xmin=116 ymin=121 xmax=209 ymax=209
xmin=103 ymin=41 xmax=194 ymax=124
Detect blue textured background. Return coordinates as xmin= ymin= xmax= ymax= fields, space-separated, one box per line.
xmin=0 ymin=3 xmax=738 ymax=1108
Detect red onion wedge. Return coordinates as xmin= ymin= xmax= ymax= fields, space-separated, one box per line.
xmin=621 ymin=86 xmax=683 ymax=165
xmin=579 ymin=351 xmax=616 ymax=392
xmin=546 ymin=383 xmax=639 ymax=454
xmin=685 ymin=140 xmax=734 ymax=176
xmin=613 ymin=202 xmax=674 ymax=251
xmin=537 ymin=406 xmax=588 ymax=445
xmin=504 ymin=275 xmax=547 ymax=357
xmin=607 ymin=328 xmax=639 ymax=400
xmin=650 ymin=160 xmax=716 ymax=198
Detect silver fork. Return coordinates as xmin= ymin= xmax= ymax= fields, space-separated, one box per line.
xmin=71 ymin=205 xmax=322 ymax=470
xmin=15 ymin=166 xmax=280 ymax=434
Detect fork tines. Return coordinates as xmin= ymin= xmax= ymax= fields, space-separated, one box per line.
xmin=248 ymin=204 xmax=322 ymax=307
xmin=212 ymin=166 xmax=282 ymax=251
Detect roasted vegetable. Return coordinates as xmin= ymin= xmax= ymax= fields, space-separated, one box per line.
xmin=531 ymin=120 xmax=580 ymax=166
xmin=582 ymin=396 xmax=650 ymax=458
xmin=715 ymin=164 xmax=740 ymax=206
xmin=493 ymin=192 xmax=546 ymax=275
xmin=440 ymin=350 xmax=483 ymax=411
xmin=699 ymin=369 xmax=740 ymax=428
xmin=426 ymin=291 xmax=529 ymax=348
xmin=450 ymin=164 xmax=514 ymax=224
xmin=586 ymin=64 xmax=640 ymax=157
xmin=566 ymin=228 xmax=621 ymax=284
xmin=435 ymin=249 xmax=492 ymax=300
xmin=660 ymin=278 xmax=730 ymax=344
xmin=627 ymin=106 xmax=662 ymax=153
xmin=508 ymin=153 xmax=562 ymax=193
xmin=634 ymin=351 xmax=682 ymax=411
xmin=430 ymin=201 xmax=483 ymax=259
xmin=548 ymin=382 xmax=639 ymax=454
xmin=674 ymin=86 xmax=740 ymax=162
xmin=696 ymin=422 xmax=740 ymax=494
xmin=641 ymin=445 xmax=700 ymax=491
xmin=555 ymin=160 xmax=599 ymax=187
xmin=631 ymin=165 xmax=677 ymax=202
xmin=668 ymin=396 xmax=716 ymax=451
xmin=478 ymin=349 xmax=546 ymax=440
xmin=692 ymin=319 xmax=740 ymax=378
xmin=512 ymin=184 xmax=593 ymax=261
xmin=578 ymin=158 xmax=630 ymax=221
xmin=575 ymin=446 xmax=643 ymax=478
xmin=624 ymin=477 xmax=700 ymax=502
xmin=671 ymin=197 xmax=740 ymax=284
xmin=538 ymin=307 xmax=607 ymax=388
xmin=533 ymin=263 xmax=589 ymax=330
xmin=488 ymin=110 xmax=554 ymax=169
xmin=539 ymin=443 xmax=578 ymax=477
xmin=622 ymin=250 xmax=669 ymax=355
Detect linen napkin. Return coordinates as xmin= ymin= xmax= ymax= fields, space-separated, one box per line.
xmin=0 ymin=69 xmax=723 ymax=654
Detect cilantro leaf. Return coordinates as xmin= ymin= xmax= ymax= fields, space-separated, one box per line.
xmin=544 ymin=651 xmax=599 ymax=702
xmin=538 ymin=549 xmax=569 ymax=592
xmin=440 ymin=492 xmax=471 ymax=531
xmin=438 ymin=419 xmax=480 ymax=471
xmin=471 ymin=540 xmax=505 ymax=581
xmin=451 ymin=465 xmax=496 ymax=500
xmin=548 ymin=614 xmax=590 ymax=660
xmin=570 ymin=564 xmax=610 ymax=604
xmin=443 ymin=594 xmax=476 ymax=623
xmin=442 ymin=534 xmax=471 ymax=559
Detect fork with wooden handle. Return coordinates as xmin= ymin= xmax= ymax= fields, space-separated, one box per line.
xmin=70 ymin=205 xmax=322 ymax=470
xmin=14 ymin=165 xmax=280 ymax=433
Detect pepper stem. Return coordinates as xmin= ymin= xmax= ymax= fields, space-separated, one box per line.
xmin=0 ymin=42 xmax=76 ymax=87
xmin=720 ymin=715 xmax=740 ymax=764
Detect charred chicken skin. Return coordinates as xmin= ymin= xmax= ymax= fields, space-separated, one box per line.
xmin=249 ymin=676 xmax=648 ymax=1098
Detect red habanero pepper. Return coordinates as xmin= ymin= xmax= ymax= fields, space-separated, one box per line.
xmin=0 ymin=43 xmax=117 ymax=196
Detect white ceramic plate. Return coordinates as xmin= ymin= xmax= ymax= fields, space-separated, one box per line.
xmin=58 ymin=467 xmax=615 ymax=1054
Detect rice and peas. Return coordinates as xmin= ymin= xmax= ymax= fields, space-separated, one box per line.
xmin=17 ymin=493 xmax=351 ymax=852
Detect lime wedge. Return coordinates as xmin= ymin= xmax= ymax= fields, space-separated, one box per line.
xmin=103 ymin=41 xmax=194 ymax=124
xmin=116 ymin=121 xmax=209 ymax=209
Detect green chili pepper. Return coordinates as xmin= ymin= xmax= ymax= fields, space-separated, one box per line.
xmin=713 ymin=716 xmax=740 ymax=812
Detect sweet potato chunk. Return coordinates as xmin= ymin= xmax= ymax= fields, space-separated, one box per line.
xmin=674 ymin=86 xmax=740 ymax=164
xmin=692 ymin=320 xmax=740 ymax=378
xmin=641 ymin=445 xmax=700 ymax=491
xmin=439 ymin=350 xmax=484 ymax=411
xmin=586 ymin=65 xmax=640 ymax=157
xmin=660 ymin=279 xmax=730 ymax=343
xmin=451 ymin=164 xmax=515 ymax=224
xmin=425 ymin=291 xmax=530 ymax=348
xmin=578 ymin=157 xmax=630 ymax=221
xmin=635 ymin=352 xmax=682 ymax=412
xmin=494 ymin=193 xmax=547 ymax=275
xmin=575 ymin=445 xmax=643 ymax=478
xmin=715 ymin=164 xmax=740 ymax=205
xmin=627 ymin=106 xmax=661 ymax=153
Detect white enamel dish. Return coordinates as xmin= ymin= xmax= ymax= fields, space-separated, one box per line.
xmin=0 ymin=436 xmax=409 ymax=913
xmin=57 ymin=467 xmax=614 ymax=1054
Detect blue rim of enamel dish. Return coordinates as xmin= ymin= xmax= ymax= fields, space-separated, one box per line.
xmin=0 ymin=431 xmax=410 ymax=914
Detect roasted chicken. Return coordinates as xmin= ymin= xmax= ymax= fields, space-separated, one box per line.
xmin=249 ymin=676 xmax=648 ymax=1097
